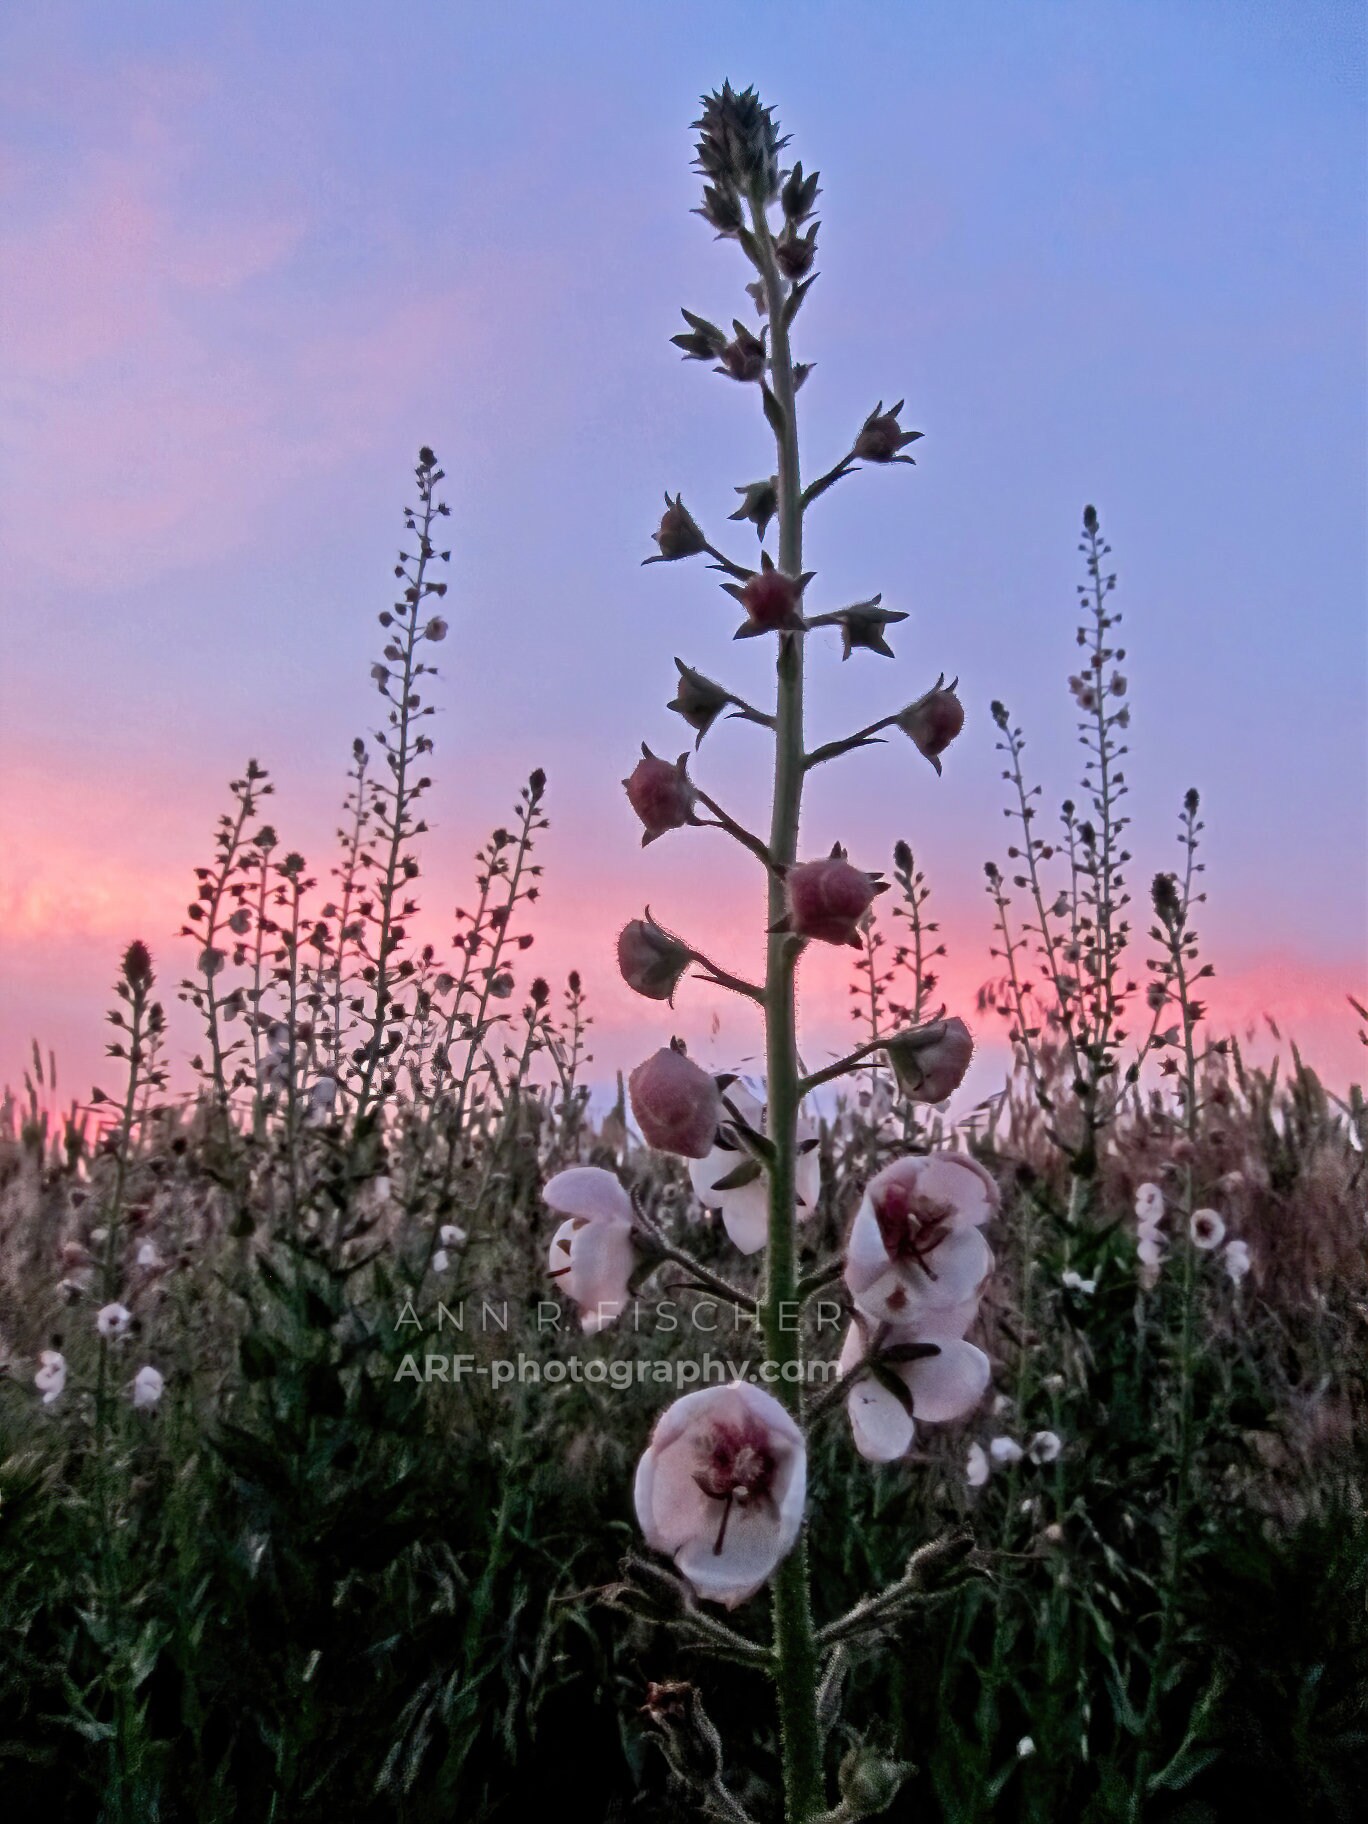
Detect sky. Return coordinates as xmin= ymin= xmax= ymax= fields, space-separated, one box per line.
xmin=1 ymin=0 xmax=1365 ymax=1118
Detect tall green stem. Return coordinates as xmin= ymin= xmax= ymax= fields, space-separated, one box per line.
xmin=750 ymin=185 xmax=825 ymax=1824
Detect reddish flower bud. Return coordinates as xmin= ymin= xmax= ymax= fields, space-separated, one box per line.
xmin=629 ymin=1041 xmax=722 ymax=1158
xmin=885 ymin=1017 xmax=974 ymax=1103
xmin=618 ymin=912 xmax=694 ymax=1003
xmin=645 ymin=493 xmax=707 ymax=564
xmin=781 ymin=846 xmax=885 ymax=947
xmin=725 ymin=557 xmax=811 ymax=639
xmin=896 ymin=678 xmax=964 ymax=774
xmin=624 ymin=746 xmax=696 ymax=845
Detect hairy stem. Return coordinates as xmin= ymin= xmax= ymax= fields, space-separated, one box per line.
xmin=749 ymin=184 xmax=825 ymax=1824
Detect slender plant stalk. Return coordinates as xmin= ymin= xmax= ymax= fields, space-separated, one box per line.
xmin=748 ymin=181 xmax=825 ymax=1824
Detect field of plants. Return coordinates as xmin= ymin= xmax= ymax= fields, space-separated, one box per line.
xmin=2 ymin=82 xmax=1365 ymax=1824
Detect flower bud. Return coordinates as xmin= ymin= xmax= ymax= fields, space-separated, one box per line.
xmin=775 ymin=219 xmax=818 ymax=279
xmin=122 ymin=941 xmax=153 ymax=989
xmin=629 ymin=1041 xmax=722 ymax=1158
xmin=692 ymin=83 xmax=782 ymax=202
xmin=718 ymin=320 xmax=766 ymax=383
xmin=618 ymin=913 xmax=694 ymax=1003
xmin=726 ymin=557 xmax=811 ymax=638
xmin=885 ymin=1017 xmax=974 ymax=1103
xmin=837 ymin=595 xmax=908 ymax=660
xmin=728 ymin=476 xmax=778 ymax=541
xmin=853 ymin=398 xmax=923 ymax=464
xmin=781 ymin=845 xmax=885 ymax=947
xmin=896 ymin=677 xmax=964 ymax=773
xmin=667 ymin=659 xmax=735 ymax=745
xmin=839 ymin=1745 xmax=912 ymax=1818
xmin=623 ymin=746 xmax=695 ymax=845
xmin=644 ymin=493 xmax=707 ymax=563
xmin=781 ymin=159 xmax=821 ymax=223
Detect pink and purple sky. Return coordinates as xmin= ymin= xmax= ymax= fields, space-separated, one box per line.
xmin=2 ymin=1 xmax=1365 ymax=1110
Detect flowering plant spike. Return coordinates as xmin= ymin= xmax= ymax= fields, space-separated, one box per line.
xmin=610 ymin=83 xmax=993 ymax=1820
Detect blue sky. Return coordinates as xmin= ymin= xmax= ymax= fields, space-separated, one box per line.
xmin=1 ymin=0 xmax=1364 ymax=1100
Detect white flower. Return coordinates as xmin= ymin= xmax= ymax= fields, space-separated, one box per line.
xmin=1189 ymin=1208 xmax=1226 ymax=1251
xmin=1028 ymin=1429 xmax=1062 ymax=1465
xmin=1017 ymin=1736 xmax=1036 ymax=1759
xmin=843 ymin=1153 xmax=997 ymax=1328
xmin=545 ymin=1166 xmax=637 ymax=1334
xmin=634 ymin=1381 xmax=806 ymax=1609
xmin=1137 ymin=1233 xmax=1166 ymax=1270
xmin=966 ymin=1442 xmax=991 ymax=1488
xmin=131 ymin=1365 xmax=164 ymax=1410
xmin=992 ymin=1391 xmax=1013 ymax=1416
xmin=989 ymin=1435 xmax=1023 ymax=1466
xmin=1223 ymin=1238 xmax=1252 ymax=1284
xmin=439 ymin=1223 xmax=467 ymax=1248
xmin=135 ymin=1241 xmax=162 ymax=1269
xmin=1042 ymin=1373 xmax=1066 ymax=1394
xmin=689 ymin=1075 xmax=820 ymax=1254
xmin=1061 ymin=1269 xmax=1096 ymax=1295
xmin=1135 ymin=1183 xmax=1164 ymax=1228
xmin=35 ymin=1350 xmax=67 ymax=1404
xmin=838 ymin=1321 xmax=990 ymax=1463
xmin=431 ymin=1250 xmax=450 ymax=1273
xmin=96 ymin=1302 xmax=132 ymax=1340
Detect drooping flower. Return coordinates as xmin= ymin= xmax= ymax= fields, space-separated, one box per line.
xmin=629 ymin=1044 xmax=723 ymax=1159
xmin=633 ymin=1381 xmax=806 ymax=1608
xmin=884 ymin=1017 xmax=974 ymax=1103
xmin=1189 ymin=1208 xmax=1226 ymax=1251
xmin=135 ymin=1241 xmax=162 ymax=1270
xmin=896 ymin=678 xmax=964 ymax=774
xmin=966 ymin=1442 xmax=990 ymax=1488
xmin=35 ymin=1350 xmax=66 ymax=1405
xmin=617 ymin=913 xmax=694 ymax=1003
xmin=624 ymin=747 xmax=696 ymax=845
xmin=545 ymin=1167 xmax=637 ymax=1333
xmin=781 ymin=846 xmax=885 ymax=947
xmin=439 ymin=1223 xmax=467 ymax=1248
xmin=97 ymin=1302 xmax=132 ymax=1340
xmin=1223 ymin=1237 xmax=1252 ymax=1284
xmin=839 ymin=1320 xmax=990 ymax=1463
xmin=843 ymin=1154 xmax=997 ymax=1328
xmin=688 ymin=1074 xmax=821 ymax=1254
xmin=1027 ymin=1429 xmax=1062 ymax=1465
xmin=1017 ymin=1737 xmax=1037 ymax=1761
xmin=989 ymin=1435 xmax=1023 ymax=1467
xmin=131 ymin=1365 xmax=164 ymax=1410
